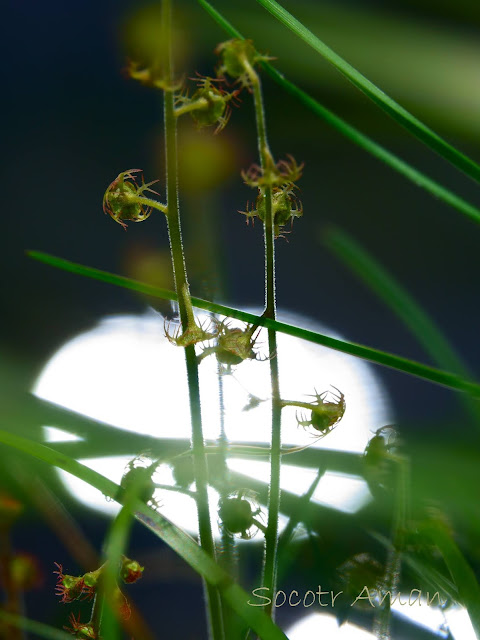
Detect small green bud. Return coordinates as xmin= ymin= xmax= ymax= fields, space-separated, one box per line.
xmin=280 ymin=387 xmax=345 ymax=438
xmin=197 ymin=322 xmax=264 ymax=372
xmin=65 ymin=613 xmax=98 ymax=639
xmin=54 ymin=564 xmax=87 ymax=603
xmin=218 ymin=491 xmax=262 ymax=540
xmin=216 ymin=39 xmax=258 ymax=80
xmin=83 ymin=567 xmax=102 ymax=588
xmin=103 ymin=169 xmax=160 ymax=230
xmin=216 ymin=325 xmax=257 ymax=366
xmin=363 ymin=426 xmax=398 ymax=495
xmin=171 ymin=455 xmax=195 ymax=488
xmin=253 ymin=187 xmax=303 ymax=238
xmin=121 ymin=455 xmax=158 ymax=504
xmin=120 ymin=556 xmax=144 ymax=584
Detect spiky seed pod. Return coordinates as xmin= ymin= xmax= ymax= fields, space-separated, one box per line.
xmin=64 ymin=613 xmax=98 ymax=639
xmin=215 ymin=39 xmax=259 ymax=84
xmin=120 ymin=556 xmax=144 ymax=584
xmin=103 ymin=169 xmax=161 ymax=229
xmin=171 ymin=455 xmax=196 ymax=488
xmin=218 ymin=490 xmax=263 ymax=540
xmin=250 ymin=186 xmax=303 ymax=237
xmin=363 ymin=426 xmax=398 ymax=495
xmin=121 ymin=454 xmax=158 ymax=505
xmin=181 ymin=77 xmax=239 ymax=133
xmin=283 ymin=387 xmax=345 ymax=437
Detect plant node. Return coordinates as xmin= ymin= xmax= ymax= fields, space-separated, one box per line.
xmin=242 ymin=154 xmax=304 ymax=189
xmin=64 ymin=613 xmax=98 ymax=639
xmin=241 ymin=185 xmax=303 ymax=238
xmin=125 ymin=59 xmax=182 ymax=92
xmin=175 ymin=75 xmax=241 ymax=133
xmin=197 ymin=321 xmax=265 ymax=372
xmin=215 ymin=39 xmax=272 ymax=88
xmin=165 ymin=316 xmax=218 ymax=347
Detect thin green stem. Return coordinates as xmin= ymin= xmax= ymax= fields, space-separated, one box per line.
xmin=373 ymin=457 xmax=409 ymax=640
xmin=216 ymin=364 xmax=240 ymax=640
xmin=274 ymin=472 xmax=325 ymax=596
xmin=175 ymin=97 xmax=209 ymax=118
xmin=245 ymin=58 xmax=281 ymax=620
xmin=161 ymin=1 xmax=223 ymax=638
xmin=100 ymin=476 xmax=141 ymax=640
xmin=197 ymin=0 xmax=480 ymax=227
xmin=132 ymin=196 xmax=168 ymax=214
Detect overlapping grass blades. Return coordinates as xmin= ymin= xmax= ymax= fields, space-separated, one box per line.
xmin=197 ymin=0 xmax=480 ymax=226
xmin=0 ymin=429 xmax=288 ymax=640
xmin=28 ymin=251 xmax=480 ymax=397
xmin=253 ymin=0 xmax=480 ymax=184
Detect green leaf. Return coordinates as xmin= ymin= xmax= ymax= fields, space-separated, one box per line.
xmin=0 ymin=611 xmax=72 ymax=640
xmin=325 ymin=228 xmax=469 ymax=376
xmin=423 ymin=522 xmax=480 ymax=638
xmin=325 ymin=227 xmax=480 ymax=423
xmin=253 ymin=0 xmax=480 ymax=184
xmin=0 ymin=428 xmax=288 ymax=640
xmin=28 ymin=251 xmax=480 ymax=397
xmin=197 ymin=0 xmax=480 ymax=226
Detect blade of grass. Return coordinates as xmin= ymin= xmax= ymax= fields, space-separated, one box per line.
xmin=0 ymin=611 xmax=72 ymax=640
xmin=423 ymin=522 xmax=480 ymax=637
xmin=325 ymin=228 xmax=470 ymax=375
xmin=27 ymin=251 xmax=480 ymax=397
xmin=324 ymin=227 xmax=480 ymax=422
xmin=100 ymin=470 xmax=151 ymax=640
xmin=253 ymin=0 xmax=480 ymax=184
xmin=4 ymin=427 xmax=472 ymax=637
xmin=197 ymin=0 xmax=480 ymax=227
xmin=0 ymin=429 xmax=288 ymax=640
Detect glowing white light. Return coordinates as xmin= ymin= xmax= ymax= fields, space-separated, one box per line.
xmin=34 ymin=309 xmax=391 ymax=530
xmin=286 ymin=612 xmax=375 ymax=639
xmin=286 ymin=605 xmax=475 ymax=640
xmin=391 ymin=596 xmax=477 ymax=640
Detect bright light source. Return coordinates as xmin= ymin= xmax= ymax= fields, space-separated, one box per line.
xmin=34 ymin=309 xmax=391 ymax=530
xmin=286 ymin=612 xmax=375 ymax=639
xmin=286 ymin=605 xmax=474 ymax=640
xmin=391 ymin=596 xmax=476 ymax=640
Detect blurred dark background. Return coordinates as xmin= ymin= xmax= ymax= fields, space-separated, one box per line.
xmin=2 ymin=0 xmax=480 ymax=637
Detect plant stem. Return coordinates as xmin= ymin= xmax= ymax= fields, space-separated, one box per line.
xmin=175 ymin=97 xmax=209 ymax=118
xmin=244 ymin=58 xmax=282 ymax=620
xmin=133 ymin=196 xmax=168 ymax=214
xmin=161 ymin=1 xmax=223 ymax=638
xmin=373 ymin=456 xmax=409 ymax=640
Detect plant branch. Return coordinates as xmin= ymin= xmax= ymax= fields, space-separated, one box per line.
xmin=244 ymin=55 xmax=281 ymax=621
xmin=161 ymin=1 xmax=223 ymax=638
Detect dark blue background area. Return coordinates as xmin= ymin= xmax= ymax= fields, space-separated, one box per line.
xmin=3 ymin=1 xmax=480 ymax=638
